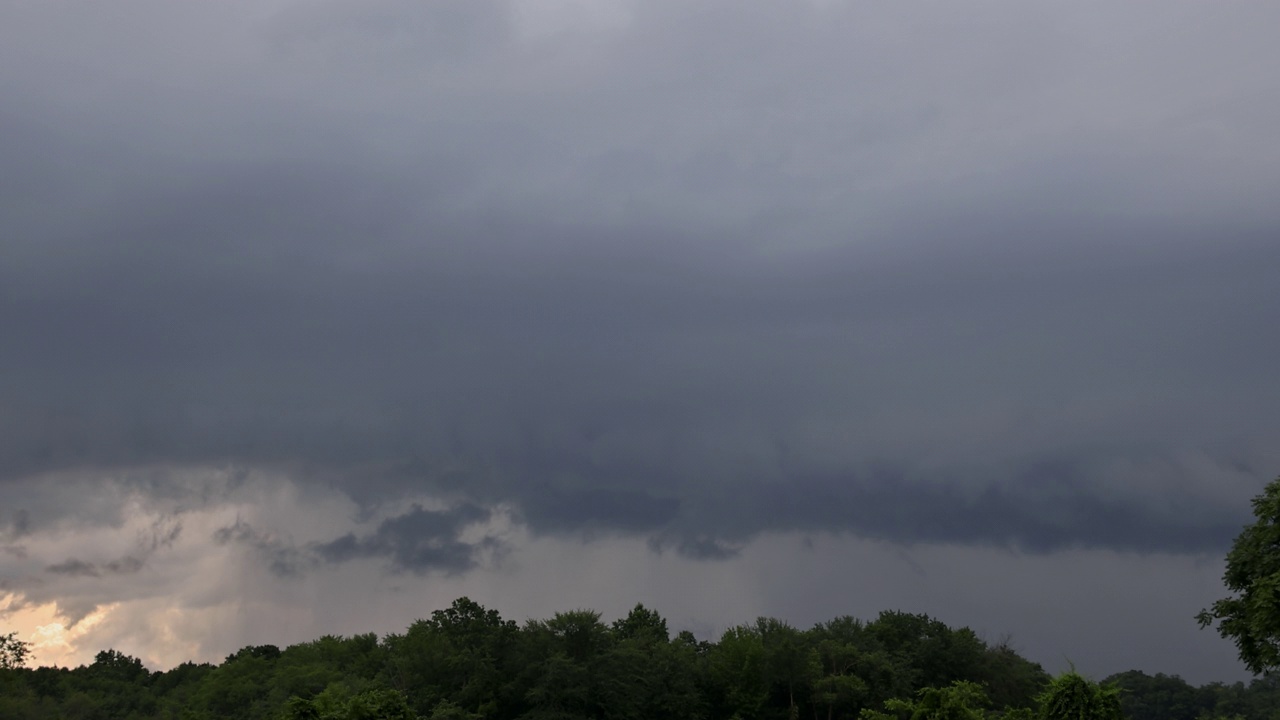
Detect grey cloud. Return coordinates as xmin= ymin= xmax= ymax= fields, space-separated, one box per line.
xmin=265 ymin=0 xmax=512 ymax=70
xmin=144 ymin=518 xmax=183 ymax=552
xmin=2 ymin=504 xmax=29 ymax=543
xmin=2 ymin=1 xmax=1280 ymax=681
xmin=103 ymin=556 xmax=146 ymax=575
xmin=205 ymin=502 xmax=496 ymax=577
xmin=44 ymin=556 xmax=143 ymax=578
xmin=213 ymin=518 xmax=310 ymax=578
xmin=313 ymin=503 xmax=494 ymax=574
xmin=519 ymin=486 xmax=680 ymax=535
xmin=2 ymin=164 xmax=1276 ymax=556
xmin=654 ymin=535 xmax=743 ymax=562
xmin=1 ymin=0 xmax=1279 ymax=565
xmin=702 ymin=463 xmax=1247 ymax=555
xmin=46 ymin=559 xmax=101 ymax=578
xmin=10 ymin=509 xmax=30 ymax=538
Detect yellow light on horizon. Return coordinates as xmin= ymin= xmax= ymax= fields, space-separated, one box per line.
xmin=1 ymin=596 xmax=115 ymax=668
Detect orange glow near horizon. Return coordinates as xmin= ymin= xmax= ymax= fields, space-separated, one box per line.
xmin=1 ymin=594 xmax=115 ymax=668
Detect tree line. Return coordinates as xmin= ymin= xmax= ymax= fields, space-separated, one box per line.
xmin=0 ymin=598 xmax=1274 ymax=720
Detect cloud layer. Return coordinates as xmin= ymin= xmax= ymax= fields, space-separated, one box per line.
xmin=2 ymin=0 xmax=1278 ymax=682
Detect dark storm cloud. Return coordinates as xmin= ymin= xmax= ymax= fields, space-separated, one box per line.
xmin=208 ymin=502 xmax=496 ymax=576
xmin=702 ymin=465 xmax=1245 ymax=555
xmin=519 ymin=486 xmax=680 ymax=535
xmin=662 ymin=536 xmax=742 ymax=562
xmin=313 ymin=503 xmax=494 ymax=574
xmin=1 ymin=0 xmax=1279 ymax=561
xmin=45 ymin=556 xmax=144 ymax=578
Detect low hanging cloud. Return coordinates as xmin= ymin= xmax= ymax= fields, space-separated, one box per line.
xmin=312 ymin=502 xmax=498 ymax=574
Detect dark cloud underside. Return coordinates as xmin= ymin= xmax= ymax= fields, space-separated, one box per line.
xmin=313 ymin=503 xmax=494 ymax=574
xmin=1 ymin=0 xmax=1278 ymax=559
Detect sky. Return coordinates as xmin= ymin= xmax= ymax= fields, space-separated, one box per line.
xmin=1 ymin=0 xmax=1278 ymax=685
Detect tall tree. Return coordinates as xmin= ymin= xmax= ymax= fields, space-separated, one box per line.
xmin=710 ymin=624 xmax=769 ymax=720
xmin=867 ymin=611 xmax=985 ymax=693
xmin=384 ymin=597 xmax=517 ymax=717
xmin=755 ymin=618 xmax=818 ymax=720
xmin=520 ymin=609 xmax=614 ymax=719
xmin=974 ymin=639 xmax=1048 ymax=710
xmin=811 ymin=617 xmax=874 ymax=720
xmin=0 ymin=631 xmax=31 ymax=670
xmin=1197 ymin=476 xmax=1280 ymax=675
xmin=611 ymin=604 xmax=669 ymax=643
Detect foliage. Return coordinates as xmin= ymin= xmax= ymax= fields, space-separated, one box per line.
xmin=1104 ymin=670 xmax=1208 ymax=720
xmin=6 ymin=596 xmax=1280 ymax=720
xmin=1 ymin=631 xmax=32 ymax=670
xmin=383 ymin=597 xmax=517 ymax=718
xmin=868 ymin=611 xmax=988 ymax=693
xmin=811 ymin=617 xmax=874 ymax=720
xmin=860 ymin=680 xmax=990 ymax=720
xmin=974 ymin=639 xmax=1049 ymax=710
xmin=1197 ymin=476 xmax=1280 ymax=675
xmin=1037 ymin=671 xmax=1122 ymax=720
xmin=709 ymin=623 xmax=768 ymax=720
xmin=285 ymin=687 xmax=416 ymax=720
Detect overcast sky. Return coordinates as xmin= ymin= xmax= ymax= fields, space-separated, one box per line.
xmin=2 ymin=0 xmax=1278 ymax=684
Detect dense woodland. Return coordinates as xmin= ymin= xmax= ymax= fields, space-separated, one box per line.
xmin=1 ymin=597 xmax=1277 ymax=720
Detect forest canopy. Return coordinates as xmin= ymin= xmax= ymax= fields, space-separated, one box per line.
xmin=2 ymin=598 xmax=1278 ymax=720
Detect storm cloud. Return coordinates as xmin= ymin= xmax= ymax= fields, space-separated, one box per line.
xmin=313 ymin=502 xmax=495 ymax=573
xmin=1 ymin=0 xmax=1278 ymax=682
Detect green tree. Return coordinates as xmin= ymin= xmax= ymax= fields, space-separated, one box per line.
xmin=867 ymin=611 xmax=986 ymax=693
xmin=710 ymin=624 xmax=769 ymax=720
xmin=860 ymin=680 xmax=990 ymax=720
xmin=87 ymin=649 xmax=149 ymax=683
xmin=191 ymin=644 xmax=280 ymax=719
xmin=611 ymin=604 xmax=669 ymax=643
xmin=1104 ymin=670 xmax=1206 ymax=720
xmin=601 ymin=604 xmax=703 ymax=720
xmin=0 ymin=632 xmax=37 ymax=720
xmin=519 ymin=609 xmax=614 ymax=719
xmin=344 ymin=688 xmax=417 ymax=720
xmin=1037 ymin=671 xmax=1121 ymax=720
xmin=975 ymin=639 xmax=1048 ymax=710
xmin=1 ymin=631 xmax=32 ymax=670
xmin=756 ymin=618 xmax=818 ymax=720
xmin=384 ymin=597 xmax=517 ymax=717
xmin=286 ymin=687 xmax=417 ymax=720
xmin=1197 ymin=477 xmax=1280 ymax=675
xmin=811 ymin=617 xmax=873 ymax=720
xmin=429 ymin=698 xmax=483 ymax=720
